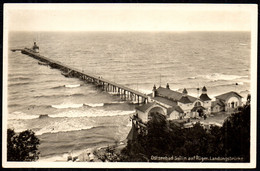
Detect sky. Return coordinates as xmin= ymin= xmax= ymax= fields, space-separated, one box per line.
xmin=5 ymin=4 xmax=256 ymax=32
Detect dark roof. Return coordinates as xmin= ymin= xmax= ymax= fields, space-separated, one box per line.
xmin=211 ymin=100 xmax=225 ymax=107
xmin=215 ymin=91 xmax=242 ymax=101
xmin=191 ymin=106 xmax=206 ymax=112
xmin=135 ymin=102 xmax=156 ymax=112
xmin=153 ymin=96 xmax=177 ymax=107
xmin=156 ymin=87 xmax=197 ymax=102
xmin=183 ymin=88 xmax=188 ymax=94
xmin=199 ymin=94 xmax=211 ymax=101
xmin=202 ymin=86 xmax=207 ymax=91
xmin=179 ymin=96 xmax=192 ymax=104
xmin=167 ymin=105 xmax=184 ymax=114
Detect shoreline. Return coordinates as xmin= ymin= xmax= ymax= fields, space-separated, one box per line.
xmin=38 ymin=141 xmax=127 ymax=162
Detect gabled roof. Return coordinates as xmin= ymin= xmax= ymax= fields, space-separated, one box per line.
xmin=178 ymin=96 xmax=192 ymax=104
xmin=215 ymin=91 xmax=242 ymax=101
xmin=156 ymin=87 xmax=197 ymax=103
xmin=135 ymin=102 xmax=156 ymax=112
xmin=199 ymin=94 xmax=211 ymax=101
xmin=153 ymin=96 xmax=177 ymax=107
xmin=211 ymin=100 xmax=225 ymax=107
xmin=167 ymin=105 xmax=184 ymax=114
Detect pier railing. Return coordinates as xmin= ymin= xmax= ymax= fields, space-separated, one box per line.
xmin=11 ymin=48 xmax=149 ymax=104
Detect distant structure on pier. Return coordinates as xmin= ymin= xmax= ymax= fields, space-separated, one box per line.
xmin=32 ymin=42 xmax=39 ymax=53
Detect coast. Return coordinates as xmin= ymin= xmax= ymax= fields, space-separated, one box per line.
xmin=38 ymin=141 xmax=127 ymax=162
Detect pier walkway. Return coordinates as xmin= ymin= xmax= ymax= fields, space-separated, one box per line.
xmin=11 ymin=48 xmax=149 ymax=104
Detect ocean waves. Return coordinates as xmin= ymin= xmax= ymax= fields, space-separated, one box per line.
xmin=34 ymin=93 xmax=88 ymax=99
xmin=48 ymin=109 xmax=134 ymax=118
xmin=8 ymin=109 xmax=134 ymax=136
xmin=187 ymin=73 xmax=248 ymax=81
xmin=8 ymin=107 xmax=134 ymax=120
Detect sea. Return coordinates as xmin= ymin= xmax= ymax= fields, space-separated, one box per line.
xmin=7 ymin=31 xmax=251 ymax=161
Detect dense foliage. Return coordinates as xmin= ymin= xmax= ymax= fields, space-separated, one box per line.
xmin=120 ymin=104 xmax=250 ymax=162
xmin=7 ymin=129 xmax=40 ymax=161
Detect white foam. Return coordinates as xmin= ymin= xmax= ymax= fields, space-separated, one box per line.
xmin=51 ymin=103 xmax=84 ymax=109
xmin=109 ymin=101 xmax=125 ymax=104
xmin=49 ymin=109 xmax=135 ymax=118
xmin=197 ymin=73 xmax=248 ymax=81
xmin=138 ymin=89 xmax=152 ymax=95
xmin=65 ymin=84 xmax=81 ymax=88
xmin=35 ymin=125 xmax=94 ymax=136
xmin=8 ymin=111 xmax=39 ymax=120
xmin=236 ymin=82 xmax=244 ymax=85
xmin=84 ymin=103 xmax=104 ymax=107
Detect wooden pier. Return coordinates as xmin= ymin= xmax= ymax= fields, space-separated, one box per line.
xmin=11 ymin=48 xmax=149 ymax=104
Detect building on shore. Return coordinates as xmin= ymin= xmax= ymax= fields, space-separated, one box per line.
xmin=212 ymin=91 xmax=243 ymax=113
xmin=127 ymin=84 xmax=245 ymax=141
xmin=133 ymin=84 xmax=244 ymax=124
xmin=135 ymin=84 xmax=212 ymax=124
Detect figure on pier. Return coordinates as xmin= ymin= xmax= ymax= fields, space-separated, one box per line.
xmin=32 ymin=42 xmax=39 ymax=53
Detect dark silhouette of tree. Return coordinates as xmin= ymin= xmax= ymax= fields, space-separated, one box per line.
xmin=221 ymin=104 xmax=250 ymax=161
xmin=120 ymin=104 xmax=250 ymax=162
xmin=7 ymin=129 xmax=40 ymax=161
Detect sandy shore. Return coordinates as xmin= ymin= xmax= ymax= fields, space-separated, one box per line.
xmin=38 ymin=141 xmax=127 ymax=162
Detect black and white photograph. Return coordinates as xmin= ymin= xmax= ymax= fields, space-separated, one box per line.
xmin=2 ymin=4 xmax=257 ymax=168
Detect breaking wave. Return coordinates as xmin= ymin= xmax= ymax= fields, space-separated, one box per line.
xmin=48 ymin=109 xmax=135 ymax=118
xmin=8 ymin=111 xmax=39 ymax=120
xmin=51 ymin=103 xmax=84 ymax=109
xmin=34 ymin=93 xmax=87 ymax=98
xmin=84 ymin=103 xmax=104 ymax=107
xmin=64 ymin=84 xmax=81 ymax=88
xmin=35 ymin=125 xmax=94 ymax=136
xmin=187 ymin=73 xmax=248 ymax=81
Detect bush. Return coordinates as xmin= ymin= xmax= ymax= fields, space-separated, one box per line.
xmin=7 ymin=129 xmax=40 ymax=161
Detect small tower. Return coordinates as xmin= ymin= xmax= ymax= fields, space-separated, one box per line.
xmin=202 ymin=86 xmax=207 ymax=94
xmin=182 ymin=88 xmax=188 ymax=97
xmin=152 ymin=85 xmax=157 ymax=98
xmin=199 ymin=86 xmax=211 ymax=101
xmin=166 ymin=83 xmax=170 ymax=89
xmin=32 ymin=42 xmax=39 ymax=53
xmin=179 ymin=88 xmax=191 ymax=104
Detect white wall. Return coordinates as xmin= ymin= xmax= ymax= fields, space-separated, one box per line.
xmin=168 ymin=110 xmax=180 ymax=120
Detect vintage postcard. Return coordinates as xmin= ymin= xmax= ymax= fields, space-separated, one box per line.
xmin=2 ymin=3 xmax=257 ymax=168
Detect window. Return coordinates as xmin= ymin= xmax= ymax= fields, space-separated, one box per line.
xmin=231 ymin=102 xmax=235 ymax=108
xmin=195 ymin=101 xmax=201 ymax=107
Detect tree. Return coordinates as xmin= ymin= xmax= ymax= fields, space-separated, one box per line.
xmin=120 ymin=104 xmax=250 ymax=162
xmin=221 ymin=104 xmax=250 ymax=161
xmin=7 ymin=129 xmax=40 ymax=161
